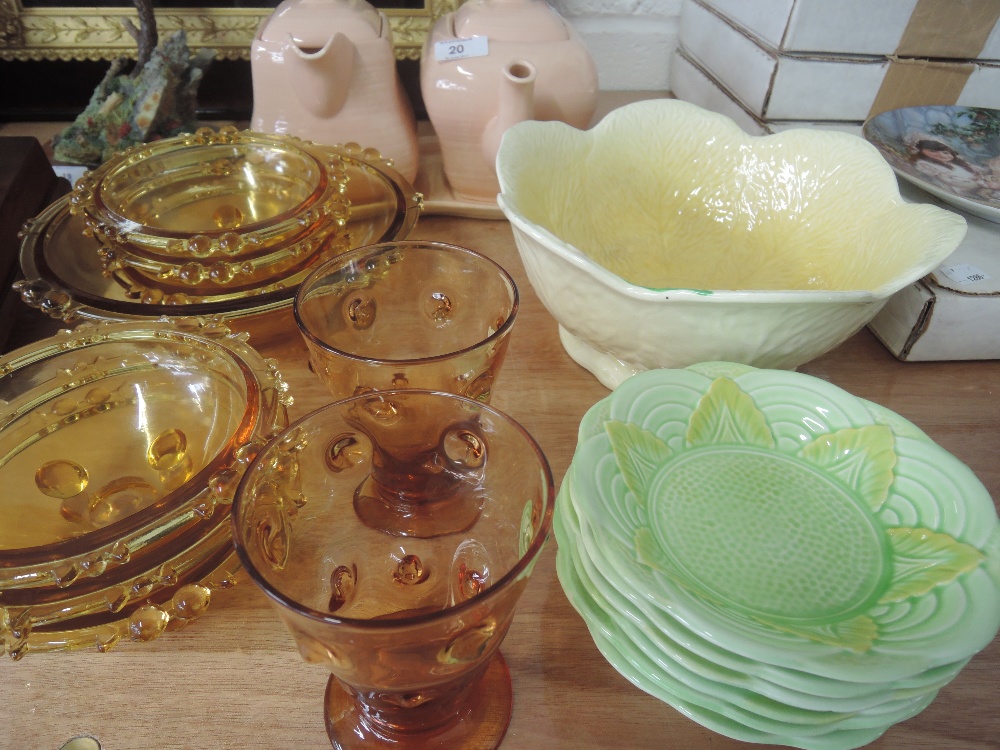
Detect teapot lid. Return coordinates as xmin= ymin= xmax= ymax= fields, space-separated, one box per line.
xmin=454 ymin=0 xmax=570 ymax=42
xmin=260 ymin=0 xmax=382 ymax=45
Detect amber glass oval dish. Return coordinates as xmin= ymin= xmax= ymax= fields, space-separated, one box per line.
xmin=0 ymin=318 xmax=290 ymax=592
xmin=69 ymin=128 xmax=349 ymax=262
xmin=18 ymin=142 xmax=422 ymax=323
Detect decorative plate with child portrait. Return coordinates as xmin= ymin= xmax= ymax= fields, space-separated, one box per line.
xmin=864 ymin=105 xmax=1000 ymax=224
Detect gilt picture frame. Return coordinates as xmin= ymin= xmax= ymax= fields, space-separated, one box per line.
xmin=0 ymin=0 xmax=459 ymax=62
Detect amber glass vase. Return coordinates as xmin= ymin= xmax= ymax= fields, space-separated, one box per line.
xmin=294 ymin=241 xmax=518 ymax=403
xmin=232 ymin=390 xmax=553 ymax=749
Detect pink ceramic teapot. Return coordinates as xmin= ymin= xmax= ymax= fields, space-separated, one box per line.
xmin=420 ymin=0 xmax=598 ymax=202
xmin=251 ymin=0 xmax=420 ymax=182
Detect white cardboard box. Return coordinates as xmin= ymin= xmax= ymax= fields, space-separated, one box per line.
xmin=669 ymin=48 xmax=769 ymax=135
xmin=698 ymin=0 xmax=1000 ymax=59
xmin=679 ymin=0 xmax=1000 ymax=121
xmin=868 ymin=194 xmax=1000 ymax=362
xmin=669 ymin=48 xmax=864 ymax=137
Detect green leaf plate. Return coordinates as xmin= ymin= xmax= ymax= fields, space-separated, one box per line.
xmin=555 ymin=485 xmax=913 ymax=750
xmin=563 ymin=469 xmax=966 ymax=711
xmin=565 ymin=364 xmax=1000 ymax=683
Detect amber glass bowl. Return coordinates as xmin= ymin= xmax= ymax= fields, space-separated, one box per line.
xmin=67 ymin=128 xmax=354 ymax=295
xmin=0 ymin=318 xmax=290 ymax=593
xmin=19 ymin=141 xmax=422 ymax=322
xmin=69 ymin=128 xmax=350 ymax=262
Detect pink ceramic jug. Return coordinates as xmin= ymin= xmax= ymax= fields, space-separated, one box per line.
xmin=420 ymin=0 xmax=598 ymax=202
xmin=251 ymin=0 xmax=420 ymax=182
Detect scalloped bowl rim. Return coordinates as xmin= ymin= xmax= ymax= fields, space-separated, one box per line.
xmin=496 ymin=100 xmax=967 ymax=301
xmin=501 ymin=195 xmax=898 ymax=304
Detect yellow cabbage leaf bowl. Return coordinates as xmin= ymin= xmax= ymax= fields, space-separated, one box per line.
xmin=496 ymin=99 xmax=967 ymax=388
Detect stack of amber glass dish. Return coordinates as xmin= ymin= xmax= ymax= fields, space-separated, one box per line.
xmin=68 ymin=128 xmax=352 ymax=298
xmin=0 ymin=318 xmax=290 ymax=658
xmin=16 ymin=128 xmax=422 ymax=323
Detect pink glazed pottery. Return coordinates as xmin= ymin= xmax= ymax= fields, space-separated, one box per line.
xmin=251 ymin=0 xmax=420 ymax=182
xmin=421 ymin=0 xmax=599 ymax=203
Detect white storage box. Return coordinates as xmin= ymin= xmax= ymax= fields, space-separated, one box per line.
xmin=698 ymin=0 xmax=1000 ymax=59
xmin=679 ymin=0 xmax=1000 ymax=121
xmin=869 ymin=197 xmax=1000 ymax=362
xmin=669 ymin=48 xmax=769 ymax=134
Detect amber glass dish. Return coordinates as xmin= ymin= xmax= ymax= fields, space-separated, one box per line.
xmin=0 ymin=318 xmax=290 ymax=592
xmin=16 ymin=545 xmax=242 ymax=658
xmin=2 ymin=507 xmax=234 ymax=659
xmin=67 ymin=128 xmax=354 ymax=295
xmin=69 ymin=128 xmax=349 ymax=261
xmin=17 ymin=143 xmax=422 ymax=323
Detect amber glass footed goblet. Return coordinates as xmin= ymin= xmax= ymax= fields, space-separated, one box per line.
xmin=231 ymin=390 xmax=554 ymax=750
xmin=294 ymin=241 xmax=518 ymax=403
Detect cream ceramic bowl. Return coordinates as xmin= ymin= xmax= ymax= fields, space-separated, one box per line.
xmin=496 ymin=99 xmax=968 ymax=388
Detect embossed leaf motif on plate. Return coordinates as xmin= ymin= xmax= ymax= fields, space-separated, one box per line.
xmin=604 ymin=376 xmax=987 ymax=653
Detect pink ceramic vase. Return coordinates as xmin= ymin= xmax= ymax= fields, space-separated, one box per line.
xmin=420 ymin=0 xmax=599 ymax=203
xmin=251 ymin=0 xmax=420 ymax=182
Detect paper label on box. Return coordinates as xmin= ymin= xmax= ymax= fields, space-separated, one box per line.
xmin=434 ymin=35 xmax=489 ymax=62
xmin=938 ymin=263 xmax=991 ymax=285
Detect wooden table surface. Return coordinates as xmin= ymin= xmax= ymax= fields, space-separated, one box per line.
xmin=1 ymin=123 xmax=999 ymax=750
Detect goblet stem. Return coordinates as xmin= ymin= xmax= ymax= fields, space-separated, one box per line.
xmin=324 ymin=652 xmax=513 ymax=750
xmin=352 ymin=472 xmax=485 ymax=538
xmin=348 ymin=409 xmax=490 ymax=538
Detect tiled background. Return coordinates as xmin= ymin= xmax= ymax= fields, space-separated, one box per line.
xmin=553 ymin=0 xmax=681 ymax=90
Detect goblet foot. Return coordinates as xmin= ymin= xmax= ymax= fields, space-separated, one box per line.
xmin=323 ymin=652 xmax=513 ymax=750
xmin=353 ymin=475 xmax=484 ymax=539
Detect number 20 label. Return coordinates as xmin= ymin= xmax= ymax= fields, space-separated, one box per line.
xmin=434 ymin=35 xmax=489 ymax=61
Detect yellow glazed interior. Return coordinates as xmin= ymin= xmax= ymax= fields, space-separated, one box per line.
xmin=497 ymin=100 xmax=966 ymax=292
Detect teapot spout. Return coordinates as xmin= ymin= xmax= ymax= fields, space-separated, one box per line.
xmin=481 ymin=60 xmax=537 ymax=172
xmin=287 ymin=31 xmax=356 ymax=118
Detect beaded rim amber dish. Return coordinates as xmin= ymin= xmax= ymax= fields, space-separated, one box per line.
xmin=0 ymin=507 xmax=231 ymax=621
xmin=1 ymin=508 xmax=235 ymax=659
xmin=10 ymin=546 xmax=242 ymax=659
xmin=68 ymin=128 xmax=351 ymax=264
xmin=17 ymin=143 xmax=422 ymax=323
xmin=0 ymin=318 xmax=291 ymax=591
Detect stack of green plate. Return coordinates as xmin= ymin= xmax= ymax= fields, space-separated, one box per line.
xmin=555 ymin=362 xmax=1000 ymax=750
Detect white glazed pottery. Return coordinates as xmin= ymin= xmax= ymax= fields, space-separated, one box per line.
xmin=496 ymin=99 xmax=968 ymax=389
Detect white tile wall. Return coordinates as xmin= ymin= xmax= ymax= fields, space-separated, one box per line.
xmin=550 ymin=0 xmax=681 ymax=90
